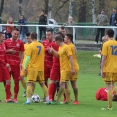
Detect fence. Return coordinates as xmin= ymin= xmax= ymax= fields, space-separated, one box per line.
xmin=0 ymin=24 xmax=116 ymax=43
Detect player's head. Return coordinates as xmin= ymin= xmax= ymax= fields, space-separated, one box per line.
xmin=55 ymin=34 xmax=63 ymax=46
xmin=102 ymin=36 xmax=108 ymax=43
xmin=26 ymin=33 xmax=32 ymax=43
xmin=30 ymin=32 xmax=37 ymax=40
xmin=113 ymin=95 xmax=117 ymax=101
xmin=46 ymin=29 xmax=53 ymax=41
xmin=0 ymin=32 xmax=5 ymax=43
xmin=105 ymin=29 xmax=114 ymax=39
xmin=12 ymin=28 xmax=20 ymax=40
xmin=64 ymin=34 xmax=73 ymax=44
xmin=59 ymin=26 xmax=66 ymax=36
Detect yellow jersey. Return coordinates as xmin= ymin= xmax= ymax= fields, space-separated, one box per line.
xmin=26 ymin=41 xmax=44 ymax=71
xmin=58 ymin=43 xmax=72 ymax=71
xmin=68 ymin=43 xmax=79 ymax=70
xmin=22 ymin=43 xmax=29 ymax=66
xmin=101 ymin=39 xmax=117 ymax=73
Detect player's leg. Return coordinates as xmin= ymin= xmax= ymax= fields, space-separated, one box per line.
xmin=11 ymin=66 xmax=20 ymax=103
xmin=38 ymin=71 xmax=50 ymax=103
xmin=65 ymin=82 xmax=71 ymax=103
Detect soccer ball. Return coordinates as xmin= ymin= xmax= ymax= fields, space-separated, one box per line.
xmin=31 ymin=94 xmax=40 ymax=103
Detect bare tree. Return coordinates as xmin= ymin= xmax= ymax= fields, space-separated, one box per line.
xmin=69 ymin=0 xmax=74 ymax=17
xmin=19 ymin=0 xmax=22 ymax=16
xmin=91 ymin=0 xmax=96 ymax=23
xmin=0 ymin=0 xmax=4 ymax=17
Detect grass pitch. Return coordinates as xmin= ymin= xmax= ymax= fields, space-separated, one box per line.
xmin=0 ymin=51 xmax=117 ymax=117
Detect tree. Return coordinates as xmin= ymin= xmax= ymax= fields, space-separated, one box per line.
xmin=91 ymin=0 xmax=96 ymax=23
xmin=0 ymin=0 xmax=4 ymax=17
xmin=69 ymin=0 xmax=74 ymax=17
xmin=19 ymin=0 xmax=22 ymax=16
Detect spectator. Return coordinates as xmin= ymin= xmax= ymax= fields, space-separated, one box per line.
xmin=18 ymin=15 xmax=29 ymax=42
xmin=5 ymin=17 xmax=14 ymax=39
xmin=110 ymin=8 xmax=117 ymax=40
xmin=59 ymin=26 xmax=66 ymax=36
xmin=39 ymin=10 xmax=47 ymax=40
xmin=94 ymin=9 xmax=108 ymax=44
xmin=64 ymin=16 xmax=76 ymax=34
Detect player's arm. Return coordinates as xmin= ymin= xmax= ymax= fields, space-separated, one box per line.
xmin=24 ymin=56 xmax=30 ymax=69
xmin=101 ymin=55 xmax=107 ymax=78
xmin=20 ymin=51 xmax=24 ymax=65
xmin=69 ymin=55 xmax=75 ymax=75
xmin=48 ymin=47 xmax=59 ymax=58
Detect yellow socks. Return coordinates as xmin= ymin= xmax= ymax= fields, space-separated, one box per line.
xmin=57 ymin=88 xmax=65 ymax=102
xmin=32 ymin=83 xmax=36 ymax=95
xmin=42 ymin=84 xmax=48 ymax=97
xmin=107 ymin=90 xmax=112 ymax=108
xmin=21 ymin=79 xmax=27 ymax=90
xmin=26 ymin=85 xmax=33 ymax=98
xmin=65 ymin=89 xmax=71 ymax=102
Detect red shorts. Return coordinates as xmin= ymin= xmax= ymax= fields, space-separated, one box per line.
xmin=0 ymin=66 xmax=10 ymax=82
xmin=50 ymin=65 xmax=60 ymax=81
xmin=10 ymin=65 xmax=20 ymax=81
xmin=44 ymin=65 xmax=52 ymax=79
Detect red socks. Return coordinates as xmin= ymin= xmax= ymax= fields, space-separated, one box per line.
xmin=14 ymin=82 xmax=19 ymax=99
xmin=5 ymin=84 xmax=11 ymax=99
xmin=49 ymin=83 xmax=56 ymax=100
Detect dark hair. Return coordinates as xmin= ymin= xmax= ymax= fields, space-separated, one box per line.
xmin=46 ymin=28 xmax=53 ymax=33
xmin=105 ymin=29 xmax=114 ymax=38
xmin=101 ymin=9 xmax=105 ymax=12
xmin=56 ymin=32 xmax=64 ymax=38
xmin=55 ymin=35 xmax=63 ymax=42
xmin=113 ymin=8 xmax=117 ymax=10
xmin=41 ymin=10 xmax=45 ymax=13
xmin=0 ymin=32 xmax=4 ymax=37
xmin=13 ymin=28 xmax=19 ymax=32
xmin=60 ymin=26 xmax=65 ymax=30
xmin=66 ymin=34 xmax=73 ymax=43
xmin=31 ymin=32 xmax=37 ymax=40
xmin=26 ymin=32 xmax=30 ymax=37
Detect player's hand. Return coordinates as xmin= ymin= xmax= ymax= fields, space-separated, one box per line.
xmin=71 ymin=69 xmax=75 ymax=75
xmin=9 ymin=49 xmax=16 ymax=54
xmin=6 ymin=63 xmax=11 ymax=72
xmin=101 ymin=71 xmax=105 ymax=78
xmin=24 ymin=69 xmax=27 ymax=74
xmin=48 ymin=47 xmax=53 ymax=54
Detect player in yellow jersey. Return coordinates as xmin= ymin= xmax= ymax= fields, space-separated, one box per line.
xmin=48 ymin=34 xmax=75 ymax=104
xmin=23 ymin=32 xmax=50 ymax=104
xmin=64 ymin=34 xmax=80 ymax=105
xmin=20 ymin=33 xmax=32 ymax=97
xmin=101 ymin=29 xmax=117 ymax=110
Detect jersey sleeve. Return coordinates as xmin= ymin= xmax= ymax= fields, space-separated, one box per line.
xmin=101 ymin=43 xmax=108 ymax=56
xmin=65 ymin=46 xmax=72 ymax=57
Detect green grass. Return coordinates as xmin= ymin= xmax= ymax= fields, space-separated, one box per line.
xmin=0 ymin=51 xmax=117 ymax=117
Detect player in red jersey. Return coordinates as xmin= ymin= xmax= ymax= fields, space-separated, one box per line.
xmin=0 ymin=32 xmax=12 ymax=102
xmin=43 ymin=29 xmax=53 ymax=87
xmin=96 ymin=87 xmax=117 ymax=101
xmin=4 ymin=28 xmax=24 ymax=103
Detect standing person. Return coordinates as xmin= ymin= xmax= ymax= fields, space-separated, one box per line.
xmin=101 ymin=29 xmax=117 ymax=110
xmin=23 ymin=32 xmax=50 ymax=104
xmin=39 ymin=10 xmax=47 ymax=40
xmin=110 ymin=8 xmax=117 ymax=40
xmin=95 ymin=9 xmax=108 ymax=44
xmin=64 ymin=34 xmax=80 ymax=104
xmin=59 ymin=26 xmax=66 ymax=36
xmin=0 ymin=32 xmax=12 ymax=102
xmin=49 ymin=34 xmax=75 ymax=104
xmin=18 ymin=15 xmax=29 ymax=43
xmin=43 ymin=29 xmax=53 ymax=88
xmin=4 ymin=28 xmax=24 ymax=103
xmin=5 ymin=17 xmax=14 ymax=39
xmin=20 ymin=33 xmax=33 ymax=97
xmin=64 ymin=16 xmax=76 ymax=34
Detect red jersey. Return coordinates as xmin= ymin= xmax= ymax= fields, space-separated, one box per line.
xmin=43 ymin=39 xmax=53 ymax=67
xmin=0 ymin=43 xmax=8 ymax=66
xmin=51 ymin=41 xmax=60 ymax=66
xmin=96 ymin=88 xmax=115 ymax=101
xmin=4 ymin=38 xmax=24 ymax=66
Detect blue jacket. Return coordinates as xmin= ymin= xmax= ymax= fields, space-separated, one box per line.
xmin=18 ymin=18 xmax=29 ymax=34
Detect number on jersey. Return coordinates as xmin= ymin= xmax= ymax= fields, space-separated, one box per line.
xmin=37 ymin=46 xmax=41 ymax=55
xmin=110 ymin=46 xmax=117 ymax=55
